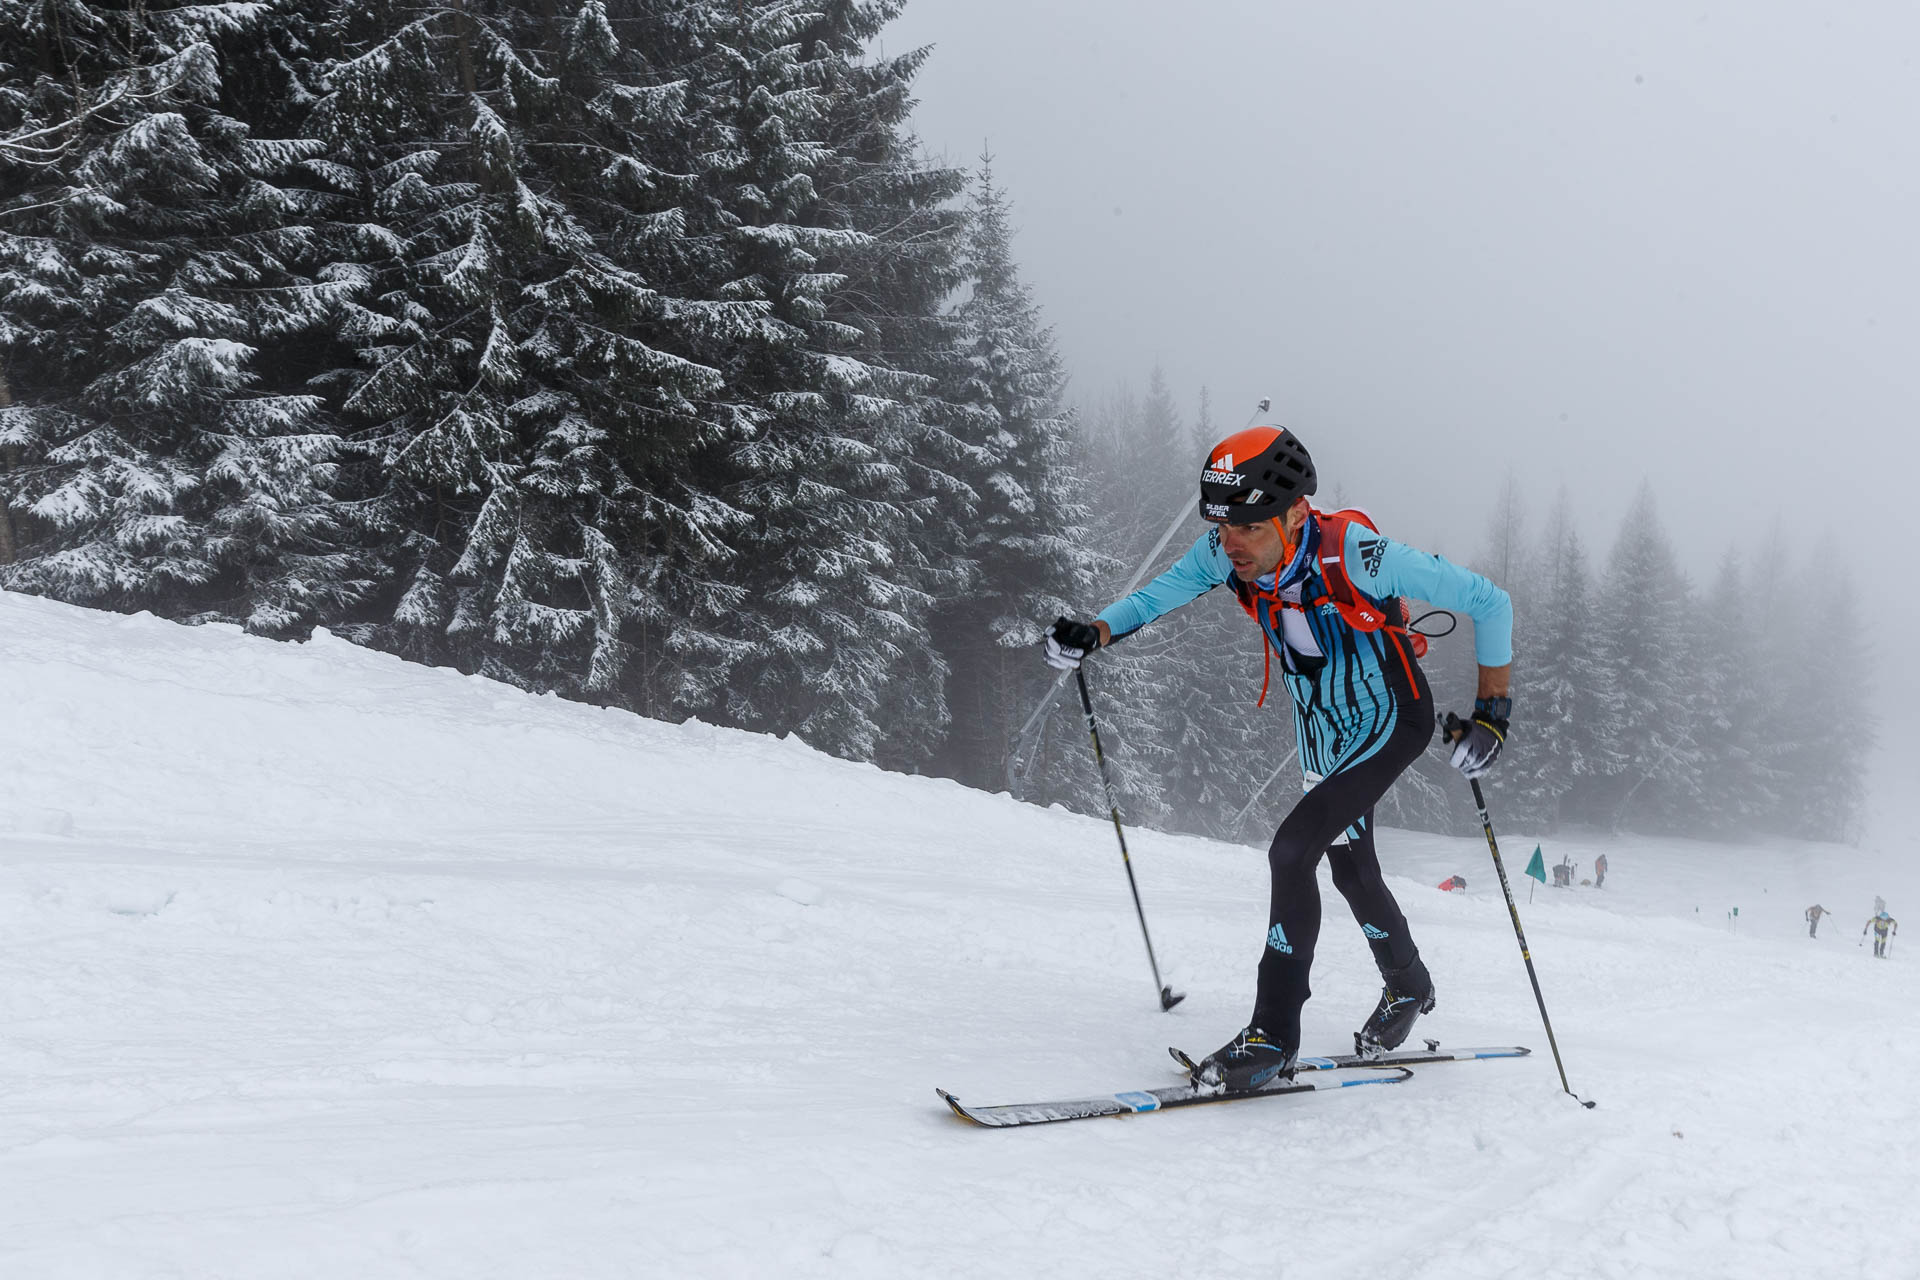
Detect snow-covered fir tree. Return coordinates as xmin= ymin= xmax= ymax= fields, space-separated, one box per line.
xmin=1475 ymin=473 xmax=1531 ymax=590
xmin=1059 ymin=372 xmax=1202 ymax=826
xmin=304 ymin=0 xmax=755 ymax=701
xmin=1516 ymin=497 xmax=1609 ymax=829
xmin=651 ymin=0 xmax=968 ymax=761
xmin=1579 ymin=484 xmax=1702 ymax=828
xmin=1687 ymin=551 xmax=1776 ymax=835
xmin=1770 ymin=547 xmax=1875 ymax=841
xmin=928 ymin=156 xmax=1101 ymax=792
xmin=0 ymin=0 xmax=370 ymax=634
xmin=1469 ymin=481 xmax=1551 ymax=829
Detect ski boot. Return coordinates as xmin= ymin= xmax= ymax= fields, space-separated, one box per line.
xmin=1354 ymin=954 xmax=1435 ymax=1059
xmin=1190 ymin=1026 xmax=1298 ymax=1093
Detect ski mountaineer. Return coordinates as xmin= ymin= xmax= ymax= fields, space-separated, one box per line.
xmin=1806 ymin=904 xmax=1831 ymax=938
xmin=1041 ymin=424 xmax=1513 ymax=1092
xmin=1864 ymin=911 xmax=1898 ymax=958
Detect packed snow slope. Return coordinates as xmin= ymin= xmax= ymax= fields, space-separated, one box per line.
xmin=1 ymin=590 xmax=1913 ymax=1279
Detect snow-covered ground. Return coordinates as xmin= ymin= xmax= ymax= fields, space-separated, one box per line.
xmin=1 ymin=589 xmax=1913 ymax=1279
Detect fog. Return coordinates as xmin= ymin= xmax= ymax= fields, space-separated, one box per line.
xmin=884 ymin=0 xmax=1920 ymax=845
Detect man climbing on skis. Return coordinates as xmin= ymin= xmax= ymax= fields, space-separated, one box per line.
xmin=1042 ymin=424 xmax=1513 ymax=1092
xmin=1865 ymin=910 xmax=1898 ymax=958
xmin=1806 ymin=904 xmax=1831 ymax=938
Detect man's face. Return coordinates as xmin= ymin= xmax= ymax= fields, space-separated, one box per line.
xmin=1219 ymin=518 xmax=1289 ymax=581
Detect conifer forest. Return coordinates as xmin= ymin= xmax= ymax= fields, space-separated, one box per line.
xmin=0 ymin=0 xmax=1873 ymax=844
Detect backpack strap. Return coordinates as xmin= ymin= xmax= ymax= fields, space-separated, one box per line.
xmin=1312 ymin=510 xmax=1396 ymax=633
xmin=1226 ymin=572 xmax=1281 ymax=706
xmin=1226 ymin=510 xmax=1431 ymax=707
xmin=1311 ymin=510 xmax=1428 ymax=693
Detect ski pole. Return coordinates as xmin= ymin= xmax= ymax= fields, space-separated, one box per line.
xmin=1075 ymin=666 xmax=1184 ymax=1012
xmin=1445 ymin=715 xmax=1593 ymax=1108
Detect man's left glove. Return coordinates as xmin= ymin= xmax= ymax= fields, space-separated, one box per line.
xmin=1043 ymin=617 xmax=1102 ymax=671
xmin=1447 ymin=697 xmax=1510 ymax=778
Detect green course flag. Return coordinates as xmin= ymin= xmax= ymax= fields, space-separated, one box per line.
xmin=1525 ymin=846 xmax=1547 ymax=883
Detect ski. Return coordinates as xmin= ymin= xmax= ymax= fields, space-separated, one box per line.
xmin=936 ymin=1065 xmax=1411 ymax=1128
xmin=1169 ymin=1040 xmax=1530 ymax=1075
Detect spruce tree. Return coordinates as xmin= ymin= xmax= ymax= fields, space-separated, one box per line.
xmin=929 ymin=156 xmax=1099 ymax=791
xmin=654 ymin=0 xmax=967 ymax=761
xmin=1587 ymin=483 xmax=1702 ymax=830
xmin=305 ymin=0 xmax=752 ymax=701
xmin=1055 ymin=383 xmax=1170 ymax=824
xmin=0 ymin=0 xmax=369 ymax=633
xmin=1464 ymin=475 xmax=1543 ymax=824
xmin=1685 ymin=552 xmax=1758 ymax=834
xmin=1475 ymin=473 xmax=1531 ymax=591
xmin=1064 ymin=370 xmax=1214 ymax=827
xmin=1773 ymin=550 xmax=1874 ymax=840
xmin=1523 ymin=497 xmax=1609 ymax=828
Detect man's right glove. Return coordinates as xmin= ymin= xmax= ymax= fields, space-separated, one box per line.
xmin=1446 ymin=697 xmax=1510 ymax=778
xmin=1043 ymin=617 xmax=1102 ymax=671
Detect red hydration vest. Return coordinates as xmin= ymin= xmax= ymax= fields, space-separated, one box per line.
xmin=1227 ymin=508 xmax=1428 ymax=708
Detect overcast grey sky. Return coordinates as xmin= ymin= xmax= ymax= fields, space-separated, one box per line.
xmin=883 ymin=0 xmax=1919 ymax=844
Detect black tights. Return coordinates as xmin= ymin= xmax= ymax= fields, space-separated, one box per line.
xmin=1252 ymin=706 xmax=1433 ymax=1049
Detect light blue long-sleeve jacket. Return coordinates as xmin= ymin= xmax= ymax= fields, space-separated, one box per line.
xmin=1098 ymin=516 xmax=1512 ymax=776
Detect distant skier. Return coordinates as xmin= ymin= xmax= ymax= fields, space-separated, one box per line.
xmin=1593 ymin=853 xmax=1608 ymax=888
xmin=1806 ymin=904 xmax=1831 ymax=938
xmin=1043 ymin=423 xmax=1513 ymax=1090
xmin=1864 ymin=911 xmax=1898 ymax=958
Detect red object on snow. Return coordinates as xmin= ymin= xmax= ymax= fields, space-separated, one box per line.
xmin=1438 ymin=876 xmax=1466 ymax=892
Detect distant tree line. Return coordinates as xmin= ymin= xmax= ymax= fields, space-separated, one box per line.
xmin=0 ymin=0 xmax=1872 ymax=843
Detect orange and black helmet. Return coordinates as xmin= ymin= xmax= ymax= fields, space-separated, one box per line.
xmin=1198 ymin=426 xmax=1316 ymax=525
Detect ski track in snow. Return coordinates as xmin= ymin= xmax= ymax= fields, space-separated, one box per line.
xmin=1 ymin=589 xmax=1914 ymax=1278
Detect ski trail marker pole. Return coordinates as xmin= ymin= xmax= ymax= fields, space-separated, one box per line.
xmin=1446 ymin=715 xmax=1593 ymax=1108
xmin=1075 ymin=667 xmax=1183 ymax=1012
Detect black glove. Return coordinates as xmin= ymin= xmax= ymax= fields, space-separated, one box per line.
xmin=1446 ymin=697 xmax=1510 ymax=778
xmin=1043 ymin=617 xmax=1102 ymax=671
